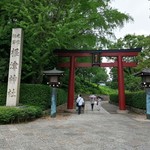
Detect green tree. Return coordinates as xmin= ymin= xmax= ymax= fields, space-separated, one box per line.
xmin=109 ymin=34 xmax=150 ymax=91
xmin=108 ymin=67 xmax=118 ymax=89
xmin=75 ymin=67 xmax=108 ymax=84
xmin=91 ymin=68 xmax=108 ymax=83
xmin=0 ymin=0 xmax=132 ymax=83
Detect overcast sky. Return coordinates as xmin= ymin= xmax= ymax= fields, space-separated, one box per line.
xmin=111 ymin=0 xmax=150 ymax=39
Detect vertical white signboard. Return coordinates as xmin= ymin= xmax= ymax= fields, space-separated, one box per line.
xmin=6 ymin=28 xmax=23 ymax=106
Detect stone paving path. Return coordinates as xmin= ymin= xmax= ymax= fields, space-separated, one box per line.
xmin=0 ymin=101 xmax=150 ymax=150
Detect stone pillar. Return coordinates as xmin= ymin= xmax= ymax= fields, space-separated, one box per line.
xmin=6 ymin=28 xmax=23 ymax=106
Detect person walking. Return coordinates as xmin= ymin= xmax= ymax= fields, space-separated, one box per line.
xmin=90 ymin=97 xmax=95 ymax=111
xmin=76 ymin=94 xmax=84 ymax=115
xmin=89 ymin=95 xmax=97 ymax=111
xmin=97 ymin=96 xmax=102 ymax=111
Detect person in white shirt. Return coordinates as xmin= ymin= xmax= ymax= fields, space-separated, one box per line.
xmin=76 ymin=94 xmax=84 ymax=115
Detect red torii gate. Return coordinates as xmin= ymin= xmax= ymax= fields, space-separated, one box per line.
xmin=54 ymin=48 xmax=141 ymax=111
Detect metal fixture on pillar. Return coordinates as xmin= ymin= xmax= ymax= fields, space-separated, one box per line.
xmin=43 ymin=68 xmax=64 ymax=118
xmin=92 ymin=52 xmax=100 ymax=66
xmin=134 ymin=68 xmax=150 ymax=119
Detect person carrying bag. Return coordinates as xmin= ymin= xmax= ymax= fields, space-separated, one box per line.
xmin=76 ymin=94 xmax=84 ymax=115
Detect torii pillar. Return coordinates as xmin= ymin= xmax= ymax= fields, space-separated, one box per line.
xmin=68 ymin=56 xmax=76 ymax=109
xmin=117 ymin=55 xmax=126 ymax=110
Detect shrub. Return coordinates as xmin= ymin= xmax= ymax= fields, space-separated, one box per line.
xmin=0 ymin=84 xmax=68 ymax=110
xmin=57 ymin=88 xmax=67 ymax=106
xmin=75 ymin=79 xmax=118 ymax=95
xmin=0 ymin=84 xmax=7 ymax=105
xmin=109 ymin=93 xmax=118 ymax=104
xmin=125 ymin=91 xmax=146 ymax=109
xmin=109 ymin=91 xmax=146 ymax=110
xmin=20 ymin=84 xmax=50 ymax=110
xmin=0 ymin=106 xmax=43 ymax=124
xmin=0 ymin=83 xmax=67 ymax=124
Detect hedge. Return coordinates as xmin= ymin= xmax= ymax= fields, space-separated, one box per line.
xmin=0 ymin=84 xmax=7 ymax=105
xmin=0 ymin=83 xmax=67 ymax=110
xmin=0 ymin=105 xmax=43 ymax=124
xmin=0 ymin=83 xmax=67 ymax=124
xmin=125 ymin=91 xmax=146 ymax=109
xmin=109 ymin=91 xmax=146 ymax=110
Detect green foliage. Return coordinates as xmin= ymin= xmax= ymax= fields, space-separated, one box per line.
xmin=0 ymin=0 xmax=132 ymax=83
xmin=109 ymin=93 xmax=118 ymax=104
xmin=0 ymin=83 xmax=67 ymax=124
xmin=75 ymin=67 xmax=108 ymax=86
xmin=0 ymin=105 xmax=43 ymax=124
xmin=75 ymin=77 xmax=117 ymax=95
xmin=109 ymin=91 xmax=146 ymax=110
xmin=0 ymin=84 xmax=68 ymax=110
xmin=108 ymin=68 xmax=118 ymax=89
xmin=109 ymin=34 xmax=150 ymax=91
xmin=125 ymin=91 xmax=146 ymax=109
xmin=57 ymin=88 xmax=67 ymax=106
xmin=108 ymin=67 xmax=142 ymax=91
xmin=75 ymin=77 xmax=98 ymax=94
xmin=99 ymin=86 xmax=117 ymax=95
xmin=124 ymin=75 xmax=141 ymax=91
xmin=91 ymin=68 xmax=108 ymax=83
xmin=0 ymin=84 xmax=7 ymax=105
xmin=20 ymin=84 xmax=50 ymax=110
xmin=20 ymin=84 xmax=67 ymax=109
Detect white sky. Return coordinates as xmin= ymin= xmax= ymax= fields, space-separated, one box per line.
xmin=111 ymin=0 xmax=150 ymax=39
xmin=103 ymin=0 xmax=150 ymax=78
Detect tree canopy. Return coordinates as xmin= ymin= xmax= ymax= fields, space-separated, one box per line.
xmin=0 ymin=0 xmax=132 ymax=83
xmin=109 ymin=34 xmax=150 ymax=91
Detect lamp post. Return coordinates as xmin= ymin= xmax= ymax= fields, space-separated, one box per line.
xmin=43 ymin=68 xmax=64 ymax=118
xmin=134 ymin=68 xmax=150 ymax=119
